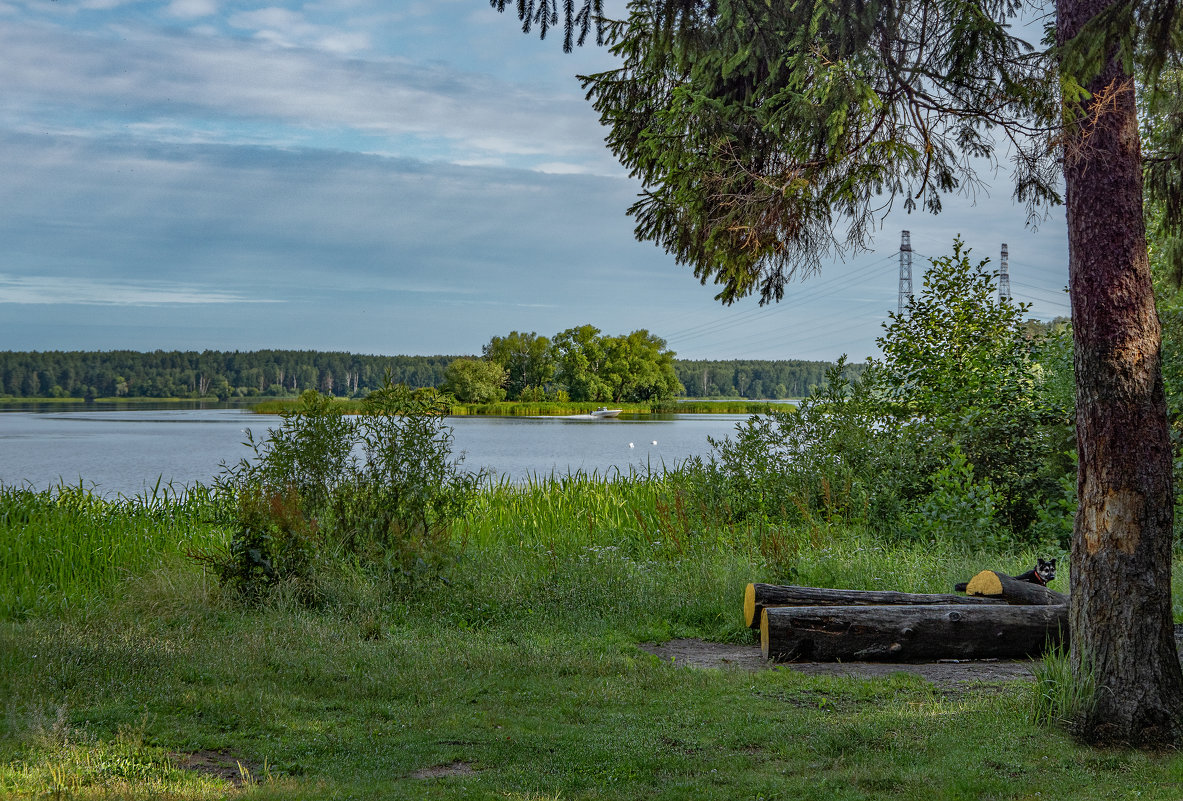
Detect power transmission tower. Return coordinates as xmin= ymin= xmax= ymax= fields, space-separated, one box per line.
xmin=898 ymin=230 xmax=913 ymax=316
xmin=999 ymin=243 xmax=1011 ymax=302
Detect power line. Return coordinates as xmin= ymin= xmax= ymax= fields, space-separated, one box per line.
xmin=665 ymin=254 xmax=896 ymax=348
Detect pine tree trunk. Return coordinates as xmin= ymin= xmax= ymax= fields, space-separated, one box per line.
xmin=1057 ymin=0 xmax=1183 ymax=744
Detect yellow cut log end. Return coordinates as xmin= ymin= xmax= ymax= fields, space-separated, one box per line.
xmin=965 ymin=570 xmax=1004 ymax=597
xmin=744 ymin=583 xmax=757 ymax=628
xmin=760 ymin=608 xmax=770 ymax=659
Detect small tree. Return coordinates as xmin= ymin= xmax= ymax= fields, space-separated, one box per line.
xmin=878 ymin=240 xmax=1072 ymax=533
xmin=441 ymin=358 xmax=508 ymax=404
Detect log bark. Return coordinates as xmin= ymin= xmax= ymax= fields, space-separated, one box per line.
xmin=960 ymin=571 xmax=1069 ymax=606
xmin=744 ymin=582 xmax=1003 ymax=629
xmin=1057 ymin=0 xmax=1183 ymax=744
xmin=760 ymin=604 xmax=1068 ymax=663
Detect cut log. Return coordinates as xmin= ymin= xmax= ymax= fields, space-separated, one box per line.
xmin=961 ymin=571 xmax=1068 ymax=605
xmin=743 ymin=582 xmax=1004 ymax=629
xmin=760 ymin=604 xmax=1069 ymax=662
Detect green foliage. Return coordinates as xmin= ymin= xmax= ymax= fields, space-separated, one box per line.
xmin=551 ymin=324 xmax=683 ymax=402
xmin=0 ymin=350 xmax=458 ymax=400
xmin=695 ymin=358 xmax=901 ymax=530
xmin=482 ymin=330 xmax=555 ymax=399
xmin=552 ymin=324 xmax=615 ymax=402
xmin=697 ymin=240 xmax=1075 ymax=544
xmin=440 ymin=357 xmax=508 ymax=403
xmin=675 ymin=358 xmax=845 ymax=398
xmin=901 ymin=447 xmax=1004 ymax=549
xmin=879 ymin=240 xmax=1074 ymax=533
xmin=331 ymin=383 xmax=484 ymax=576
xmin=573 ymin=0 xmax=1054 ymax=304
xmin=878 ymin=239 xmax=1036 ymax=415
xmin=0 ymin=482 xmax=225 ymax=618
xmin=211 ymin=382 xmax=483 ymax=600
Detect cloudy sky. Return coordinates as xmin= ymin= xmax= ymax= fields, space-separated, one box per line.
xmin=0 ymin=0 xmax=1070 ymax=361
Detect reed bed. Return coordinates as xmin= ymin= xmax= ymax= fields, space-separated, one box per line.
xmin=458 ymin=470 xmax=724 ymax=554
xmin=0 ymin=482 xmax=227 ymax=618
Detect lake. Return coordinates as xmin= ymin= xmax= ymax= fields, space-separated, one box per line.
xmin=0 ymin=405 xmax=751 ymax=497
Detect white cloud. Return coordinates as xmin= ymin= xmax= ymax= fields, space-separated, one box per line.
xmin=227 ymin=6 xmax=371 ymax=53
xmin=166 ymin=0 xmax=217 ymax=20
xmin=0 ymin=274 xmax=282 ymax=306
xmin=0 ymin=20 xmax=613 ymax=171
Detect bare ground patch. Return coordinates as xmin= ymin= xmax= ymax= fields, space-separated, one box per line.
xmin=171 ymin=750 xmax=260 ymax=786
xmin=410 ymin=761 xmax=479 ymax=779
xmin=637 ymin=638 xmax=1035 ymax=687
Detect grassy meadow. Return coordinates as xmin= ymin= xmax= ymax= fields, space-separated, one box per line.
xmin=3 ymin=475 xmax=1183 ymax=800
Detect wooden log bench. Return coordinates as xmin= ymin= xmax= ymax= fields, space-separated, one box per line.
xmin=760 ymin=603 xmax=1068 ymax=662
xmin=743 ymin=582 xmax=1005 ymax=629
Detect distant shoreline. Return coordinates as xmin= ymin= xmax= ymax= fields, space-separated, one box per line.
xmin=250 ymin=398 xmax=798 ymax=416
xmin=0 ymin=396 xmax=799 ymax=416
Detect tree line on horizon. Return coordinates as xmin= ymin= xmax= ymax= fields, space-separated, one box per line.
xmin=0 ymin=347 xmax=851 ymax=401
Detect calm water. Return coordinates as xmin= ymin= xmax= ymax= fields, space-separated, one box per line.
xmin=0 ymin=407 xmax=749 ymax=497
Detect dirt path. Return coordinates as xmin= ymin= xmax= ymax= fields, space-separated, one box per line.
xmin=637 ymin=639 xmax=1035 ymax=687
xmin=641 ymin=626 xmax=1183 ymax=688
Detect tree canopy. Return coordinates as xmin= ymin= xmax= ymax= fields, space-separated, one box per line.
xmin=478 ymin=325 xmax=684 ymax=403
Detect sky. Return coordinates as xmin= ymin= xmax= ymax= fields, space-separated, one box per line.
xmin=0 ymin=0 xmax=1072 ymax=361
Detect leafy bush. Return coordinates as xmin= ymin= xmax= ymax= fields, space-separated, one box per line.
xmin=692 ymin=238 xmax=1076 ymax=545
xmin=901 ymin=447 xmax=1004 ymax=548
xmin=209 ymin=382 xmax=483 ymax=600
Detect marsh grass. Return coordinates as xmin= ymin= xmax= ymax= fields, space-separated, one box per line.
xmin=0 ymin=483 xmax=227 ymax=618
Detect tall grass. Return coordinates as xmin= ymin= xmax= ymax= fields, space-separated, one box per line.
xmin=0 ymin=467 xmax=1071 ymax=622
xmin=0 ymin=482 xmax=227 ymax=618
xmin=459 ymin=470 xmax=731 ymax=554
xmin=455 ymin=469 xmax=1053 ymax=596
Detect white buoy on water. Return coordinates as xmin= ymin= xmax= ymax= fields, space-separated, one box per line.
xmin=628 ymin=442 xmax=635 ymax=448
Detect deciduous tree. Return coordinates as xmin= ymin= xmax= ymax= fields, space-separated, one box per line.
xmin=441 ymin=358 xmax=508 ymax=404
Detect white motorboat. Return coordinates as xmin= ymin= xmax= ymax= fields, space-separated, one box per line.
xmin=590 ymin=407 xmax=622 ymax=418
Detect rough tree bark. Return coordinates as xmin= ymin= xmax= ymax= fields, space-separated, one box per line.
xmin=1057 ymin=0 xmax=1183 ymax=743
xmin=760 ymin=604 xmax=1068 ymax=662
xmin=744 ymin=583 xmax=1003 ymax=628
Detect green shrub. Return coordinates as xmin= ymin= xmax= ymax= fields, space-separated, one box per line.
xmin=690 ymin=239 xmax=1076 ymax=546
xmin=209 ymin=382 xmax=484 ymax=600
xmin=901 ymin=447 xmax=1004 ymax=548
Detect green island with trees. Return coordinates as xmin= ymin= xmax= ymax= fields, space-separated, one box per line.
xmin=0 ymin=325 xmax=850 ymax=414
